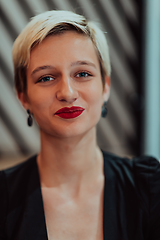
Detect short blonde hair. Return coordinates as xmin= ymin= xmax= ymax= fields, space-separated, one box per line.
xmin=12 ymin=10 xmax=111 ymax=93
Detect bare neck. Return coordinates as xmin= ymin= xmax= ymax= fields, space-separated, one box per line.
xmin=37 ymin=127 xmax=103 ymax=192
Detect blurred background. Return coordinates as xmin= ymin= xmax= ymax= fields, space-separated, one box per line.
xmin=0 ymin=0 xmax=160 ymax=169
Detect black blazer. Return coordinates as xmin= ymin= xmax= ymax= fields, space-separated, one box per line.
xmin=0 ymin=151 xmax=160 ymax=240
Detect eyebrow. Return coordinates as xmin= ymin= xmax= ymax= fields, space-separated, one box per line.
xmin=31 ymin=65 xmax=55 ymax=76
xmin=71 ymin=61 xmax=96 ymax=69
xmin=31 ymin=61 xmax=96 ymax=76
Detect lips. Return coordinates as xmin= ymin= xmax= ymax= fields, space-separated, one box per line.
xmin=54 ymin=106 xmax=85 ymax=119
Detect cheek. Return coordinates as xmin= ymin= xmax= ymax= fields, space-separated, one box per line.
xmin=27 ymin=88 xmax=54 ymax=113
xmin=85 ymin=80 xmax=103 ymax=105
xmin=83 ymin=82 xmax=103 ymax=120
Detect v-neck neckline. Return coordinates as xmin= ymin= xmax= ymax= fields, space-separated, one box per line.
xmin=34 ymin=151 xmax=107 ymax=240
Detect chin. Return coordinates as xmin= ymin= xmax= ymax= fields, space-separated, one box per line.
xmin=38 ymin=111 xmax=101 ymax=139
xmin=40 ymin=121 xmax=96 ymax=140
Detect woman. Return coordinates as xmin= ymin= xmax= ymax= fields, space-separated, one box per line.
xmin=0 ymin=10 xmax=160 ymax=240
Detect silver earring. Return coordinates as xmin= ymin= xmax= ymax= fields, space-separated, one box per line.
xmin=101 ymin=101 xmax=108 ymax=118
xmin=27 ymin=109 xmax=33 ymax=127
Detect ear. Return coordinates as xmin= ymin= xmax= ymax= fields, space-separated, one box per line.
xmin=17 ymin=91 xmax=30 ymax=111
xmin=103 ymin=76 xmax=110 ymax=102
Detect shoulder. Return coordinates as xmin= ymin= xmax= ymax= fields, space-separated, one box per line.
xmin=102 ymin=150 xmax=160 ymax=207
xmin=1 ymin=155 xmax=36 ymax=190
xmin=102 ymin=150 xmax=160 ymax=177
xmin=0 ymin=154 xmax=37 ymax=196
xmin=102 ymin=151 xmax=134 ymax=183
xmin=102 ymin=150 xmax=160 ymax=188
xmin=0 ymin=155 xmax=38 ymax=238
xmin=102 ymin=150 xmax=160 ymax=239
xmin=0 ymin=155 xmax=38 ymax=198
xmin=132 ymin=155 xmax=160 ymax=239
xmin=0 ymin=155 xmax=38 ymax=207
xmin=131 ymin=155 xmax=160 ymax=192
xmin=2 ymin=154 xmax=37 ymax=177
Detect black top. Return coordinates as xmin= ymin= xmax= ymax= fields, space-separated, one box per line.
xmin=0 ymin=151 xmax=160 ymax=240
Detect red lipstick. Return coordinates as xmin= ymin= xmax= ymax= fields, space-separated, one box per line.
xmin=55 ymin=106 xmax=85 ymax=119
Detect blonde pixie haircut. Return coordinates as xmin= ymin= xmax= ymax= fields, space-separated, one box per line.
xmin=12 ymin=10 xmax=111 ymax=93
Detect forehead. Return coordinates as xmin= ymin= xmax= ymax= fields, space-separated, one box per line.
xmin=28 ymin=31 xmax=100 ymax=70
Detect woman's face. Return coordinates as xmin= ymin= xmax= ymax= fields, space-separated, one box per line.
xmin=19 ymin=31 xmax=110 ymax=138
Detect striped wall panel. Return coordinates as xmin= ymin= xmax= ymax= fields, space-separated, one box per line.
xmin=0 ymin=0 xmax=142 ymax=162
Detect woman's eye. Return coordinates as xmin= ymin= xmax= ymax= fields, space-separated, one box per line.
xmin=76 ymin=72 xmax=91 ymax=78
xmin=38 ymin=76 xmax=54 ymax=82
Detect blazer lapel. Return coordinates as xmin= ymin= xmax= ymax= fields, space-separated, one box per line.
xmin=21 ymin=186 xmax=48 ymax=240
xmin=17 ymin=157 xmax=48 ymax=240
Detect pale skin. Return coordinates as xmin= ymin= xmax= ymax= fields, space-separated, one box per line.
xmin=18 ymin=31 xmax=110 ymax=239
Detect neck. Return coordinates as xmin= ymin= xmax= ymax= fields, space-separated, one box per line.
xmin=37 ymin=127 xmax=103 ymax=189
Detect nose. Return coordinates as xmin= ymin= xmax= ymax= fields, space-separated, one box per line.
xmin=56 ymin=75 xmax=78 ymax=103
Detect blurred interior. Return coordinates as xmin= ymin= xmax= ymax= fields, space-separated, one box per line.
xmin=0 ymin=0 xmax=160 ymax=170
